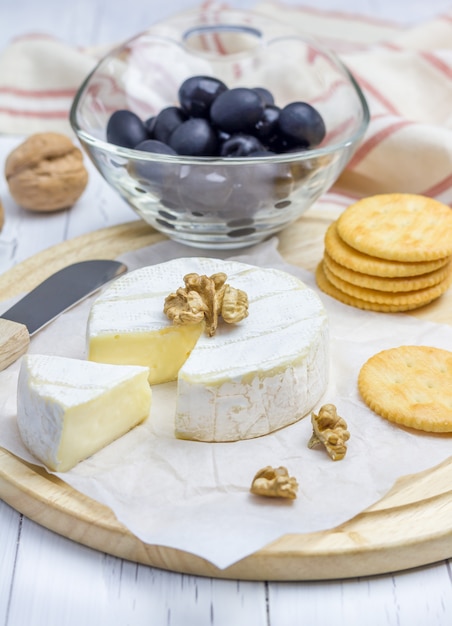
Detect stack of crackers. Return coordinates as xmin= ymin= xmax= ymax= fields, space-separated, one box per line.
xmin=316 ymin=193 xmax=452 ymax=312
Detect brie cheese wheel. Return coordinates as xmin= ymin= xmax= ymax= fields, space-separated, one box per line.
xmin=87 ymin=258 xmax=329 ymax=442
xmin=17 ymin=354 xmax=151 ymax=472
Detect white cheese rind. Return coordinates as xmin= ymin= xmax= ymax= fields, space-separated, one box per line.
xmin=17 ymin=354 xmax=151 ymax=471
xmin=87 ymin=258 xmax=329 ymax=442
xmin=176 ymin=319 xmax=328 ymax=441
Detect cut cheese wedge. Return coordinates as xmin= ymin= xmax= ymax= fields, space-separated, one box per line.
xmin=87 ymin=258 xmax=329 ymax=442
xmin=17 ymin=354 xmax=151 ymax=472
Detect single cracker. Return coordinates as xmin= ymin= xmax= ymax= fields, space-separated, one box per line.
xmin=324 ymin=221 xmax=449 ymax=277
xmin=358 ymin=346 xmax=452 ymax=432
xmin=323 ymin=251 xmax=451 ymax=293
xmin=336 ymin=194 xmax=452 ymax=262
xmin=315 ymin=262 xmax=429 ymax=312
xmin=322 ymin=260 xmax=452 ymax=305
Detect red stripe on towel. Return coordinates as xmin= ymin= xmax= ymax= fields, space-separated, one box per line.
xmin=351 ymin=71 xmax=400 ymax=116
xmin=347 ymin=119 xmax=413 ymax=168
xmin=420 ymin=51 xmax=452 ymax=79
xmin=271 ymin=1 xmax=401 ymax=29
xmin=422 ymin=172 xmax=452 ymax=201
xmin=0 ymin=86 xmax=76 ymax=98
xmin=0 ymin=107 xmax=69 ymax=119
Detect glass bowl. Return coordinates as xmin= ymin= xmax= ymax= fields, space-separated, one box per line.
xmin=70 ymin=9 xmax=369 ymax=249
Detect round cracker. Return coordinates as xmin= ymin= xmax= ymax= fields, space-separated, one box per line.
xmin=336 ymin=194 xmax=452 ymax=262
xmin=324 ymin=221 xmax=449 ymax=277
xmin=315 ymin=262 xmax=429 ymax=312
xmin=322 ymin=260 xmax=452 ymax=305
xmin=323 ymin=251 xmax=451 ymax=292
xmin=358 ymin=346 xmax=452 ymax=432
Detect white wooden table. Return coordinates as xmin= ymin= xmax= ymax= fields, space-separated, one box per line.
xmin=1 ymin=1 xmax=452 ymax=624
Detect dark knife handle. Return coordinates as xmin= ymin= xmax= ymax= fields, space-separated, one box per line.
xmin=0 ymin=318 xmax=30 ymax=371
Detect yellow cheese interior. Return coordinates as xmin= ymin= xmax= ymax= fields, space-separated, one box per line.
xmin=55 ymin=371 xmax=151 ymax=472
xmin=88 ymin=323 xmax=203 ymax=385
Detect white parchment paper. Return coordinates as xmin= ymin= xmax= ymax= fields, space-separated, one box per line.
xmin=1 ymin=237 xmax=452 ymax=569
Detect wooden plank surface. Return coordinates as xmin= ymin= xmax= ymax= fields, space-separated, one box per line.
xmin=1 ymin=210 xmax=451 ymax=581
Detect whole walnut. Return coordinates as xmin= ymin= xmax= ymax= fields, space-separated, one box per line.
xmin=5 ymin=132 xmax=88 ymax=212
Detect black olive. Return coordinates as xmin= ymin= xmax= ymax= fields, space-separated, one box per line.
xmin=153 ymin=107 xmax=188 ymax=144
xmin=179 ymin=75 xmax=228 ymax=118
xmin=106 ymin=110 xmax=148 ymax=148
xmin=128 ymin=140 xmax=178 ymax=190
xmin=220 ymin=134 xmax=264 ymax=157
xmin=210 ymin=88 xmax=265 ymax=134
xmin=169 ymin=118 xmax=219 ymax=156
xmin=278 ymin=102 xmax=326 ymax=148
xmin=253 ymin=105 xmax=280 ymax=143
xmin=252 ymin=87 xmax=274 ymax=106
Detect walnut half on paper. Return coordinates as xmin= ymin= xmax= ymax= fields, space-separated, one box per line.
xmin=164 ymin=272 xmax=248 ymax=337
xmin=308 ymin=404 xmax=350 ymax=461
xmin=250 ymin=466 xmax=298 ymax=500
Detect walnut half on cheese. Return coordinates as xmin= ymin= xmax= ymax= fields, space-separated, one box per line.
xmin=163 ymin=271 xmax=249 ymax=337
xmin=16 ymin=354 xmax=151 ymax=472
xmin=87 ymin=258 xmax=329 ymax=443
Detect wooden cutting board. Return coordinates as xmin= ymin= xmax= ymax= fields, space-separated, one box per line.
xmin=1 ymin=209 xmax=452 ymax=581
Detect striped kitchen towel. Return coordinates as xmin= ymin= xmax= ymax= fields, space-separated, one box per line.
xmin=1 ymin=0 xmax=451 ymax=205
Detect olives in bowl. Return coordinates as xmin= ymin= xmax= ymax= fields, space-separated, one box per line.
xmin=106 ymin=77 xmax=327 ymax=158
xmin=70 ymin=8 xmax=369 ymax=248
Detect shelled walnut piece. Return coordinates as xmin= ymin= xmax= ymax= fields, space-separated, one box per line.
xmin=308 ymin=404 xmax=350 ymax=461
xmin=164 ymin=271 xmax=249 ymax=336
xmin=250 ymin=466 xmax=298 ymax=500
xmin=5 ymin=132 xmax=88 ymax=212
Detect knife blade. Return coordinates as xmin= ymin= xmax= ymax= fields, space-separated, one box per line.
xmin=0 ymin=259 xmax=127 ymax=371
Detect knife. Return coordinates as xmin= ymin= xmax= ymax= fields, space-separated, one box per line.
xmin=0 ymin=259 xmax=127 ymax=371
